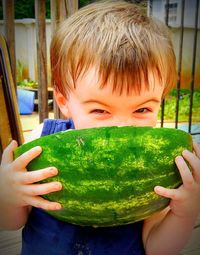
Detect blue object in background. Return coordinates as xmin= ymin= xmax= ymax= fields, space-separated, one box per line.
xmin=17 ymin=88 xmax=35 ymax=115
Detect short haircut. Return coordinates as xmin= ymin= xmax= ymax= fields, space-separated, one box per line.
xmin=50 ymin=0 xmax=177 ymax=98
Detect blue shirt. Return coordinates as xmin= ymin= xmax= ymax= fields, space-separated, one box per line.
xmin=21 ymin=119 xmax=145 ymax=255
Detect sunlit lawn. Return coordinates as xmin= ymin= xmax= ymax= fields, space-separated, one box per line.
xmin=158 ymin=89 xmax=200 ymax=122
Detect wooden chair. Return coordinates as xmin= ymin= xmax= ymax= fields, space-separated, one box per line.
xmin=0 ymin=33 xmax=24 ymax=160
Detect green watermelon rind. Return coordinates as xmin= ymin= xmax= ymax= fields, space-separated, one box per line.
xmin=14 ymin=126 xmax=193 ymax=227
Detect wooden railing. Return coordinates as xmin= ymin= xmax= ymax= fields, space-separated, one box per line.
xmin=1 ymin=0 xmax=199 ymax=137
xmin=2 ymin=0 xmax=79 ymax=123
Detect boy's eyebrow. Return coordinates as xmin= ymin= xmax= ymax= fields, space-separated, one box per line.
xmin=138 ymin=98 xmax=161 ymax=104
xmin=82 ymin=98 xmax=161 ymax=106
xmin=82 ymin=99 xmax=110 ymax=107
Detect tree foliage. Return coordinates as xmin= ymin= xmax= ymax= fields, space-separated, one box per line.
xmin=0 ymin=0 xmax=50 ymax=19
xmin=0 ymin=0 xmax=146 ymax=20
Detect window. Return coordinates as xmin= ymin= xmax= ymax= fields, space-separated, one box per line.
xmin=165 ymin=2 xmax=178 ymax=23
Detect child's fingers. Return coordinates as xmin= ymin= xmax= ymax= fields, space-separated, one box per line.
xmin=154 ymin=186 xmax=181 ymax=200
xmin=1 ymin=140 xmax=18 ymax=165
xmin=25 ymin=196 xmax=62 ymax=211
xmin=193 ymin=142 xmax=200 ymax=158
xmin=175 ymin=155 xmax=194 ymax=189
xmin=14 ymin=146 xmax=42 ymax=169
xmin=19 ymin=167 xmax=58 ymax=184
xmin=20 ymin=181 xmax=62 ymax=196
xmin=182 ymin=150 xmax=200 ymax=169
xmin=181 ymin=150 xmax=200 ymax=183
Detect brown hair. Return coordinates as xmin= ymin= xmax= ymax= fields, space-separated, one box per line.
xmin=50 ymin=0 xmax=177 ymax=98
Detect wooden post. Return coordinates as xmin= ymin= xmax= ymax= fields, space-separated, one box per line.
xmin=35 ymin=0 xmax=48 ymax=123
xmin=50 ymin=0 xmax=78 ymax=119
xmin=0 ymin=34 xmax=24 ymax=151
xmin=50 ymin=0 xmax=66 ymax=119
xmin=2 ymin=0 xmax=16 ymax=89
xmin=51 ymin=0 xmax=67 ymax=30
xmin=65 ymin=0 xmax=79 ymax=15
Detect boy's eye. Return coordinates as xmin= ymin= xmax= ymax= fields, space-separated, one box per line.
xmin=91 ymin=109 xmax=109 ymax=114
xmin=135 ymin=108 xmax=150 ymax=113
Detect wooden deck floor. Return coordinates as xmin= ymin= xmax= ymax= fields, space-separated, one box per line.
xmin=0 ymin=216 xmax=200 ymax=255
xmin=0 ymin=229 xmax=21 ymax=255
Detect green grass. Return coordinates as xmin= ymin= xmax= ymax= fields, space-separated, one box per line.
xmin=158 ymin=89 xmax=200 ymax=122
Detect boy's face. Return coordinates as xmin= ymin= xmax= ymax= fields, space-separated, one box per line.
xmin=56 ymin=67 xmax=164 ymax=129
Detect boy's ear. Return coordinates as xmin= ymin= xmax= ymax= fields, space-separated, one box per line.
xmin=54 ymin=90 xmax=70 ymax=117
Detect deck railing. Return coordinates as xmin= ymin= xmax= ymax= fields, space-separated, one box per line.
xmin=1 ymin=0 xmax=199 ymax=137
xmin=149 ymin=0 xmax=200 ymax=137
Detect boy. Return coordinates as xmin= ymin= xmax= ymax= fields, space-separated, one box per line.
xmin=0 ymin=1 xmax=200 ymax=254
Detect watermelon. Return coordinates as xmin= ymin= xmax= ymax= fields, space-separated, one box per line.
xmin=14 ymin=126 xmax=193 ymax=227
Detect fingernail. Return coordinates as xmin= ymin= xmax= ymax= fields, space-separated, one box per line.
xmin=33 ymin=146 xmax=42 ymax=152
xmin=182 ymin=150 xmax=190 ymax=156
xmin=50 ymin=167 xmax=58 ymax=175
xmin=175 ymin=155 xmax=183 ymax=163
xmin=55 ymin=183 xmax=62 ymax=190
xmin=154 ymin=186 xmax=161 ymax=191
xmin=55 ymin=204 xmax=62 ymax=210
xmin=10 ymin=140 xmax=17 ymax=146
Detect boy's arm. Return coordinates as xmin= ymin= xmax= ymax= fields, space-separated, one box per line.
xmin=0 ymin=124 xmax=62 ymax=230
xmin=143 ymin=142 xmax=200 ymax=255
xmin=0 ymin=203 xmax=31 ymax=230
xmin=143 ymin=207 xmax=197 ymax=255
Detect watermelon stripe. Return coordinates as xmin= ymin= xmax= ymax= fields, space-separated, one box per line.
xmin=59 ymin=173 xmax=181 ymax=198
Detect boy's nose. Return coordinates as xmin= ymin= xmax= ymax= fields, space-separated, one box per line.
xmin=111 ymin=117 xmax=134 ymax=127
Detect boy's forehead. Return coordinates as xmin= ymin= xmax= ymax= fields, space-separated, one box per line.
xmin=75 ymin=66 xmax=164 ymax=95
xmin=73 ymin=77 xmax=164 ymax=106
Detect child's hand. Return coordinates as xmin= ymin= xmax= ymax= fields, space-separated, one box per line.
xmin=0 ymin=140 xmax=62 ymax=211
xmin=154 ymin=142 xmax=200 ymax=220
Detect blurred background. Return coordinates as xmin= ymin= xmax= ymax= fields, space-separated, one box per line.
xmin=0 ymin=1 xmax=199 ymax=254
xmin=0 ymin=0 xmax=199 ymax=138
